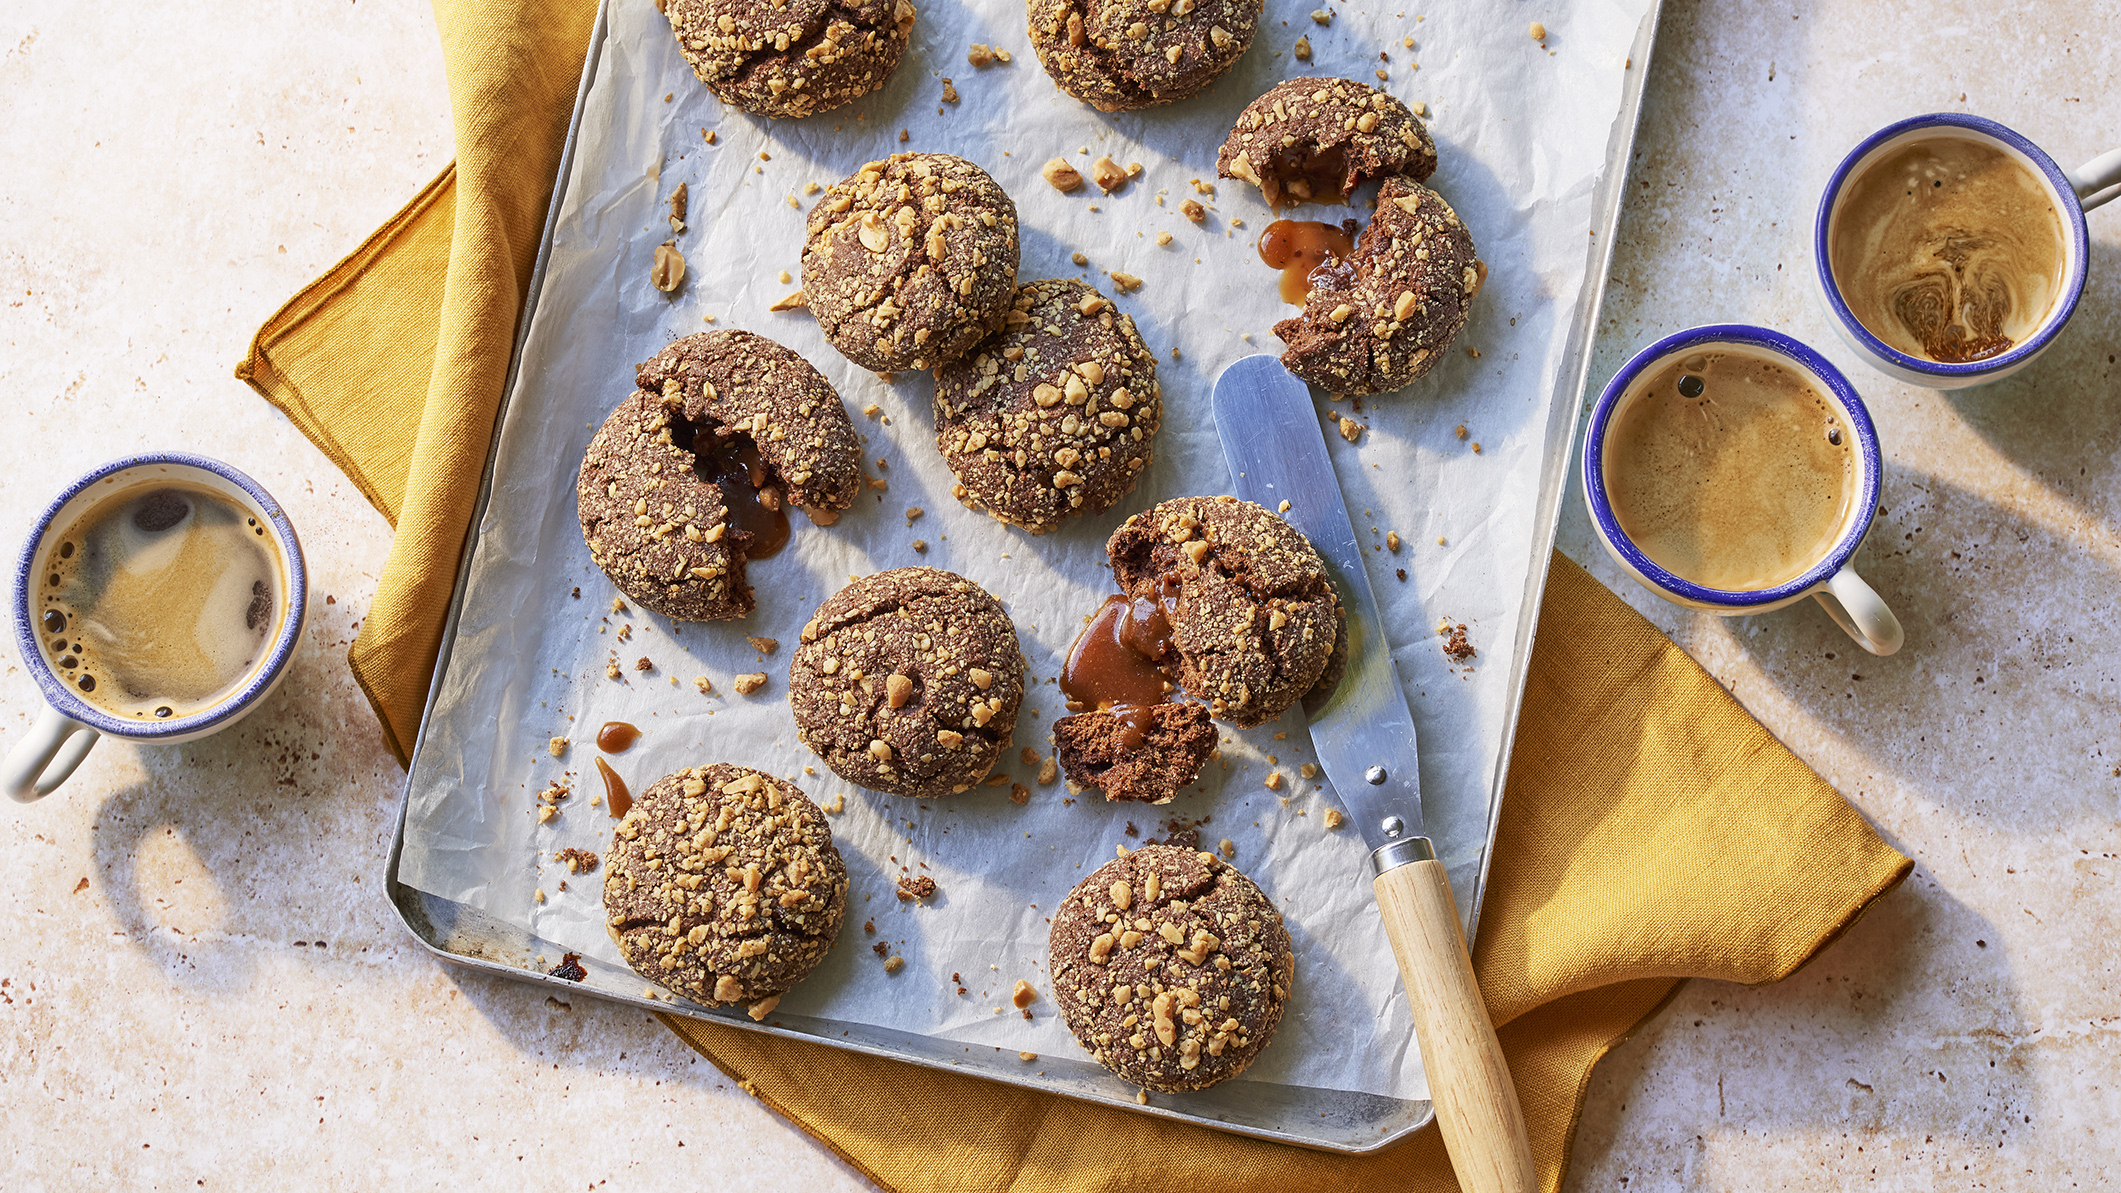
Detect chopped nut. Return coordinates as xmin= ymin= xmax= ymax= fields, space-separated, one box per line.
xmin=747 ymin=636 xmax=779 ymax=654
xmin=1110 ymin=880 xmax=1133 ymax=911
xmin=1310 ymin=8 xmax=1332 ymax=23
xmin=1264 ymin=772 xmax=1284 ymax=791
xmin=869 ymin=739 xmax=894 ymax=761
xmin=548 ymin=736 xmax=567 ymax=757
xmin=667 ymin=181 xmax=688 ymax=234
xmin=1529 ymin=20 xmax=1546 ymax=40
xmin=703 ymin=129 xmax=718 ymax=145
xmin=968 ymin=42 xmax=994 ymax=66
xmin=1071 ymin=251 xmax=1088 ymax=266
xmin=1012 ymin=979 xmax=1037 ymax=1009
xmin=1324 ymin=808 xmax=1346 ymax=829
xmin=1293 ymin=34 xmax=1312 ymax=60
xmin=769 ymin=289 xmax=807 ymax=312
xmin=1042 ymin=158 xmax=1084 ymax=193
xmin=969 ymin=667 xmax=994 ymax=690
xmin=883 ymin=955 xmax=906 ymax=973
xmin=911 ymin=539 xmax=928 ymax=552
xmin=693 ymin=675 xmax=714 ymax=695
xmin=1037 ymin=755 xmax=1058 ymax=784
xmin=1300 ymin=763 xmax=1318 ymax=779
xmin=732 ymin=672 xmax=767 ymax=695
xmin=1338 ymin=415 xmax=1363 ymax=443
xmin=1090 ymin=156 xmax=1128 ymax=193
xmin=1180 ymin=199 xmax=1206 ymax=223
xmin=885 ymin=673 xmax=915 ymax=708
xmin=651 ymin=242 xmax=686 ymax=292
xmin=1155 ymin=230 xmax=1173 ymax=246
xmin=941 ymin=79 xmax=959 ymax=103
xmin=747 ymin=994 xmax=781 ymax=1022
xmin=1019 ymin=1051 xmax=1038 ymax=1061
xmin=1387 ymin=531 xmax=1401 ymax=552
xmin=1218 ymin=838 xmax=1235 ymax=859
xmin=1109 ymin=271 xmax=1142 ymax=293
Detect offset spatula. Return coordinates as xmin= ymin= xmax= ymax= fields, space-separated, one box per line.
xmin=1214 ymin=355 xmax=1534 ymax=1193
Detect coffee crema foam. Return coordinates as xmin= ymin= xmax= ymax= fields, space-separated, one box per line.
xmin=1604 ymin=351 xmax=1855 ymax=593
xmin=36 ymin=480 xmax=285 ymax=721
xmin=1829 ymin=136 xmax=2065 ymax=364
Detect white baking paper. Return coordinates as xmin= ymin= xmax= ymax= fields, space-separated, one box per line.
xmin=400 ymin=0 xmax=1654 ymax=1104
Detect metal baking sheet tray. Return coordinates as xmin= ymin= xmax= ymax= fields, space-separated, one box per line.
xmin=384 ymin=0 xmax=1662 ymax=1154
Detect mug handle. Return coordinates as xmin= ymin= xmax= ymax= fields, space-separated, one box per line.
xmin=3 ymin=704 xmax=101 ymax=803
xmin=1813 ymin=568 xmax=1904 ymax=657
xmin=2070 ymin=146 xmax=2121 ymax=211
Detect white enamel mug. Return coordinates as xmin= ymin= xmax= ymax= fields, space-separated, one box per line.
xmin=4 ymin=454 xmax=307 ymax=802
xmin=1583 ymin=324 xmax=1904 ymax=657
xmin=1815 ymin=112 xmax=2121 ymax=389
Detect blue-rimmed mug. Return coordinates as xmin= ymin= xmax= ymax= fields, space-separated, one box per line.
xmin=1584 ymin=325 xmax=1904 ymax=656
xmin=1815 ymin=112 xmax=2121 ymax=389
xmin=4 ymin=454 xmax=307 ymax=802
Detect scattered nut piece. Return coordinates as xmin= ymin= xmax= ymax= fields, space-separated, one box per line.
xmin=968 ymin=43 xmax=994 ymax=66
xmin=1089 ymin=156 xmax=1128 ymax=193
xmin=747 ymin=636 xmax=779 ymax=654
xmin=1072 ymin=251 xmax=1089 ymax=266
xmin=1010 ymin=782 xmax=1031 ymax=805
xmin=1218 ymin=838 xmax=1236 ymax=859
xmin=1529 ymin=20 xmax=1546 ymax=40
xmin=747 ymin=994 xmax=781 ymax=1022
xmin=1310 ymin=8 xmax=1332 ymax=23
xmin=732 ymin=672 xmax=768 ymax=695
xmin=703 ymin=129 xmax=718 ymax=145
xmin=1324 ymin=808 xmax=1346 ymax=829
xmin=941 ymin=79 xmax=960 ymax=103
xmin=1180 ymin=199 xmax=1206 ymax=223
xmin=1412 ymin=100 xmax=1428 ymax=117
xmin=1037 ymin=755 xmax=1059 ymax=784
xmin=1155 ymin=230 xmax=1172 ymax=246
xmin=1019 ymin=1051 xmax=1038 ymax=1061
xmin=1387 ymin=531 xmax=1401 ymax=552
xmin=1264 ymin=772 xmax=1284 ymax=791
xmin=1293 ymin=35 xmax=1312 ymax=60
xmin=1042 ymin=158 xmax=1084 ymax=193
xmin=651 ymin=242 xmax=686 ymax=292
xmin=883 ymin=955 xmax=906 ymax=973
xmin=548 ymin=737 xmax=567 ymax=757
xmin=1337 ymin=415 xmax=1363 ymax=443
xmin=693 ymin=675 xmax=713 ymax=695
xmin=667 ymin=181 xmax=688 ymax=234
xmin=769 ymin=289 xmax=807 ymax=312
xmin=1109 ymin=271 xmax=1142 ymax=293
xmin=1012 ymin=979 xmax=1037 ymax=1009
xmin=911 ymin=539 xmax=928 ymax=552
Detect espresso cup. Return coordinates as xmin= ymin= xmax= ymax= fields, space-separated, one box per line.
xmin=1583 ymin=325 xmax=1904 ymax=656
xmin=1815 ymin=112 xmax=2121 ymax=389
xmin=4 ymin=454 xmax=307 ymax=802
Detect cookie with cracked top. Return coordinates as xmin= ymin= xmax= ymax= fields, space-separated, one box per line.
xmin=933 ymin=279 xmax=1161 ymax=534
xmin=1105 ymin=496 xmax=1341 ymax=728
xmin=791 ymin=567 xmax=1027 ymax=797
xmin=604 ymin=764 xmax=848 ymax=1010
xmin=802 ymin=153 xmax=1020 ymax=373
xmin=1052 ymin=702 xmax=1214 ymax=804
xmin=1027 ymin=0 xmax=1261 ymax=112
xmin=1048 ymin=843 xmax=1293 ymax=1092
xmin=1273 ymin=176 xmax=1481 ymax=396
xmin=1216 ymin=76 xmax=1437 ymax=206
xmin=577 ymin=330 xmax=860 ymax=620
xmin=666 ymin=0 xmax=917 ymax=119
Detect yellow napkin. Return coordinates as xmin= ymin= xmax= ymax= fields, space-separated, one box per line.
xmin=238 ymin=2 xmax=1911 ymax=1187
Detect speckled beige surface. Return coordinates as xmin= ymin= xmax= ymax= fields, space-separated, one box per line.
xmin=2 ymin=0 xmax=2114 ymax=1187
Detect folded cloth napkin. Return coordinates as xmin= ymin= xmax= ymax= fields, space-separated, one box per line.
xmin=238 ymin=1 xmax=1911 ymax=1187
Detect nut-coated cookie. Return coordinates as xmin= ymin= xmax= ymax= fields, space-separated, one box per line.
xmin=577 ymin=331 xmax=860 ymax=620
xmin=1105 ymin=496 xmax=1340 ymax=728
xmin=1273 ymin=176 xmax=1481 ymax=396
xmin=665 ymin=0 xmax=917 ymax=119
xmin=604 ymin=764 xmax=848 ymax=1009
xmin=1027 ymin=0 xmax=1262 ymax=112
xmin=933 ymin=279 xmax=1161 ymax=534
xmin=791 ymin=567 xmax=1028 ymax=797
xmin=1216 ymin=76 xmax=1437 ymax=206
xmin=1049 ymin=843 xmax=1293 ymax=1092
xmin=802 ymin=153 xmax=1020 ymax=373
xmin=1052 ymin=702 xmax=1214 ymax=804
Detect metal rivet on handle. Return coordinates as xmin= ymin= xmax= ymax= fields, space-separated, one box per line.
xmin=1365 ymin=765 xmax=1388 ymax=785
xmin=1381 ymin=815 xmax=1404 ymax=838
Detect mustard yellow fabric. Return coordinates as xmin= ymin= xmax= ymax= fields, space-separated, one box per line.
xmin=237 ymin=3 xmax=1912 ymax=1188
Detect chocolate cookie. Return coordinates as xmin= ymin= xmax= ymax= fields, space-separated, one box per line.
xmin=665 ymin=0 xmax=917 ymax=119
xmin=604 ymin=764 xmax=848 ymax=1009
xmin=1105 ymin=496 xmax=1340 ymax=728
xmin=1053 ymin=702 xmax=1215 ymax=804
xmin=1027 ymin=0 xmax=1262 ymax=112
xmin=577 ymin=331 xmax=861 ymax=620
xmin=932 ymin=280 xmax=1162 ymax=534
xmin=1273 ymin=176 xmax=1481 ymax=396
xmin=801 ymin=153 xmax=1020 ymax=373
xmin=1049 ymin=843 xmax=1294 ymax=1092
xmin=791 ymin=567 xmax=1028 ymax=797
xmin=1216 ymin=76 xmax=1437 ymax=206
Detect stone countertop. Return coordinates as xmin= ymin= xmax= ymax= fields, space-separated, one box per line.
xmin=1 ymin=0 xmax=2113 ymax=1187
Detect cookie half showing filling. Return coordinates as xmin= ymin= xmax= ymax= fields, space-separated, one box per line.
xmin=578 ymin=331 xmax=860 ymax=620
xmin=933 ymin=279 xmax=1161 ymax=534
xmin=1104 ymin=496 xmax=1341 ymax=728
xmin=1027 ymin=0 xmax=1263 ymax=112
xmin=802 ymin=153 xmax=1021 ymax=374
xmin=1049 ymin=843 xmax=1293 ymax=1092
xmin=791 ymin=567 xmax=1027 ymax=797
xmin=1216 ymin=76 xmax=1436 ymax=208
xmin=1053 ymin=702 xmax=1215 ymax=805
xmin=604 ymin=764 xmax=848 ymax=1017
xmin=665 ymin=0 xmax=917 ymax=120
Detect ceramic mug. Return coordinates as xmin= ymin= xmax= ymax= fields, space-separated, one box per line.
xmin=1583 ymin=324 xmax=1904 ymax=656
xmin=4 ymin=454 xmax=307 ymax=802
xmin=1815 ymin=112 xmax=2121 ymax=389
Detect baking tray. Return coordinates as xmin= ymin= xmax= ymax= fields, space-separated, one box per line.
xmin=384 ymin=0 xmax=1663 ymax=1154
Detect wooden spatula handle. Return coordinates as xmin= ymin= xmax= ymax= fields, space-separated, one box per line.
xmin=1374 ymin=855 xmax=1536 ymax=1193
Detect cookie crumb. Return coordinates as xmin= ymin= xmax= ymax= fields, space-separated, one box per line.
xmin=897 ymin=875 xmax=938 ymax=901
xmin=906 ymin=506 xmax=925 ymax=523
xmin=824 ymin=793 xmax=845 ymax=814
xmin=557 ymin=847 xmax=600 ymax=873
xmin=632 ymin=657 xmax=653 ymax=672
xmin=911 ymin=539 xmax=928 ymax=552
xmin=941 ymin=79 xmax=960 ymax=103
xmin=1441 ymin=622 xmax=1476 ymax=663
xmin=1011 ymin=782 xmax=1031 ymax=805
xmin=1021 ymin=747 xmax=1042 ymax=767
xmin=604 ymin=657 xmax=622 ymax=680
xmin=883 ymin=955 xmax=906 ymax=973
xmin=733 ymin=672 xmax=768 ymax=695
